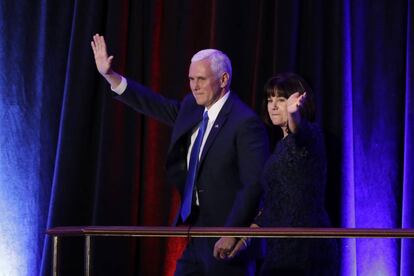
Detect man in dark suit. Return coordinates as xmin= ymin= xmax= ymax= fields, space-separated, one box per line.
xmin=91 ymin=34 xmax=269 ymax=275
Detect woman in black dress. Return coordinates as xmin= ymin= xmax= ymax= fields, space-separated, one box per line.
xmin=231 ymin=73 xmax=338 ymax=275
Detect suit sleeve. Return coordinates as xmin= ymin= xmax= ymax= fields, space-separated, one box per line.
xmin=113 ymin=78 xmax=181 ymax=127
xmin=225 ymin=117 xmax=269 ymax=226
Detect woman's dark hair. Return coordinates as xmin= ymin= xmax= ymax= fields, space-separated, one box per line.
xmin=261 ymin=73 xmax=316 ymax=126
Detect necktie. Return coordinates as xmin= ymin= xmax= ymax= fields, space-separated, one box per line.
xmin=181 ymin=111 xmax=209 ymax=222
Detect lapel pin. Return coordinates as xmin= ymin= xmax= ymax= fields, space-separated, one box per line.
xmin=214 ymin=124 xmax=219 ymax=128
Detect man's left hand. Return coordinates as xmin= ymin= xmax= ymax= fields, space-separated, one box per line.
xmin=213 ymin=237 xmax=237 ymax=260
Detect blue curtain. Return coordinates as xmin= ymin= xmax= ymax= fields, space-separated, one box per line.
xmin=401 ymin=3 xmax=414 ymax=276
xmin=0 ymin=0 xmax=66 ymax=274
xmin=339 ymin=1 xmax=413 ymax=275
xmin=0 ymin=0 xmax=413 ymax=275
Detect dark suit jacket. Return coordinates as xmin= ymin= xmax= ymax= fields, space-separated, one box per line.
xmin=115 ymin=79 xmax=269 ymax=227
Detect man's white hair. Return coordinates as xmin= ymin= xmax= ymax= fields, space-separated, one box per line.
xmin=191 ymin=49 xmax=232 ymax=86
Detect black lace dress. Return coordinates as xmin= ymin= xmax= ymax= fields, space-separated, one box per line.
xmin=255 ymin=122 xmax=338 ymax=276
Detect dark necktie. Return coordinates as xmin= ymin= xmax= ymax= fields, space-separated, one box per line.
xmin=181 ymin=111 xmax=209 ymax=222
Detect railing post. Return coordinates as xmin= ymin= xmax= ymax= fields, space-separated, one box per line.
xmin=52 ymin=236 xmax=59 ymax=276
xmin=85 ymin=235 xmax=91 ymax=276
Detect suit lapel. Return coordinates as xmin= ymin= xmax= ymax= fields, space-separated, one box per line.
xmin=199 ymin=94 xmax=234 ymax=163
xmin=171 ymin=105 xmax=204 ymax=147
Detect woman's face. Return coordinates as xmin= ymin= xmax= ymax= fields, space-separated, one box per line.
xmin=267 ymin=95 xmax=288 ymax=127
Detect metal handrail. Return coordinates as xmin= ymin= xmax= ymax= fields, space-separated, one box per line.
xmin=47 ymin=226 xmax=414 ymax=276
xmin=47 ymin=225 xmax=414 ymax=238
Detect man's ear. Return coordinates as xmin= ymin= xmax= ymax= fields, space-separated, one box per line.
xmin=220 ymin=73 xmax=229 ymax=88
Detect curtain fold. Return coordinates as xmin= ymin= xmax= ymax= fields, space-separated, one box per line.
xmin=339 ymin=0 xmax=357 ymax=274
xmin=401 ymin=1 xmax=414 ymax=275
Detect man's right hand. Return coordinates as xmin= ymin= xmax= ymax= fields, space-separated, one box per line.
xmin=91 ymin=34 xmax=114 ymax=76
xmin=91 ymin=34 xmax=122 ymax=88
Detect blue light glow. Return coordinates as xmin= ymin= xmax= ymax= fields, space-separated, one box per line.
xmin=400 ymin=1 xmax=414 ymax=275
xmin=340 ymin=0 xmax=404 ymax=275
xmin=0 ymin=1 xmax=47 ymax=273
xmin=0 ymin=103 xmax=42 ymax=275
xmin=340 ymin=0 xmax=356 ymax=275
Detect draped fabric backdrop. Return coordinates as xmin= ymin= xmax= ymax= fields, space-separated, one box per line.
xmin=0 ymin=0 xmax=413 ymax=275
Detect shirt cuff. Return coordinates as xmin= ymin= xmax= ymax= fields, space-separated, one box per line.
xmin=111 ymin=76 xmax=127 ymax=95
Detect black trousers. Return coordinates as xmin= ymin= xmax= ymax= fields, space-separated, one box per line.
xmin=174 ymin=237 xmax=255 ymax=276
xmin=174 ymin=208 xmax=256 ymax=276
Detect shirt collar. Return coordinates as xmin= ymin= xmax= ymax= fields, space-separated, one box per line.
xmin=204 ymin=91 xmax=230 ymax=123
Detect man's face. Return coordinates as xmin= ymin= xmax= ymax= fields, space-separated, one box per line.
xmin=188 ymin=59 xmax=226 ymax=109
